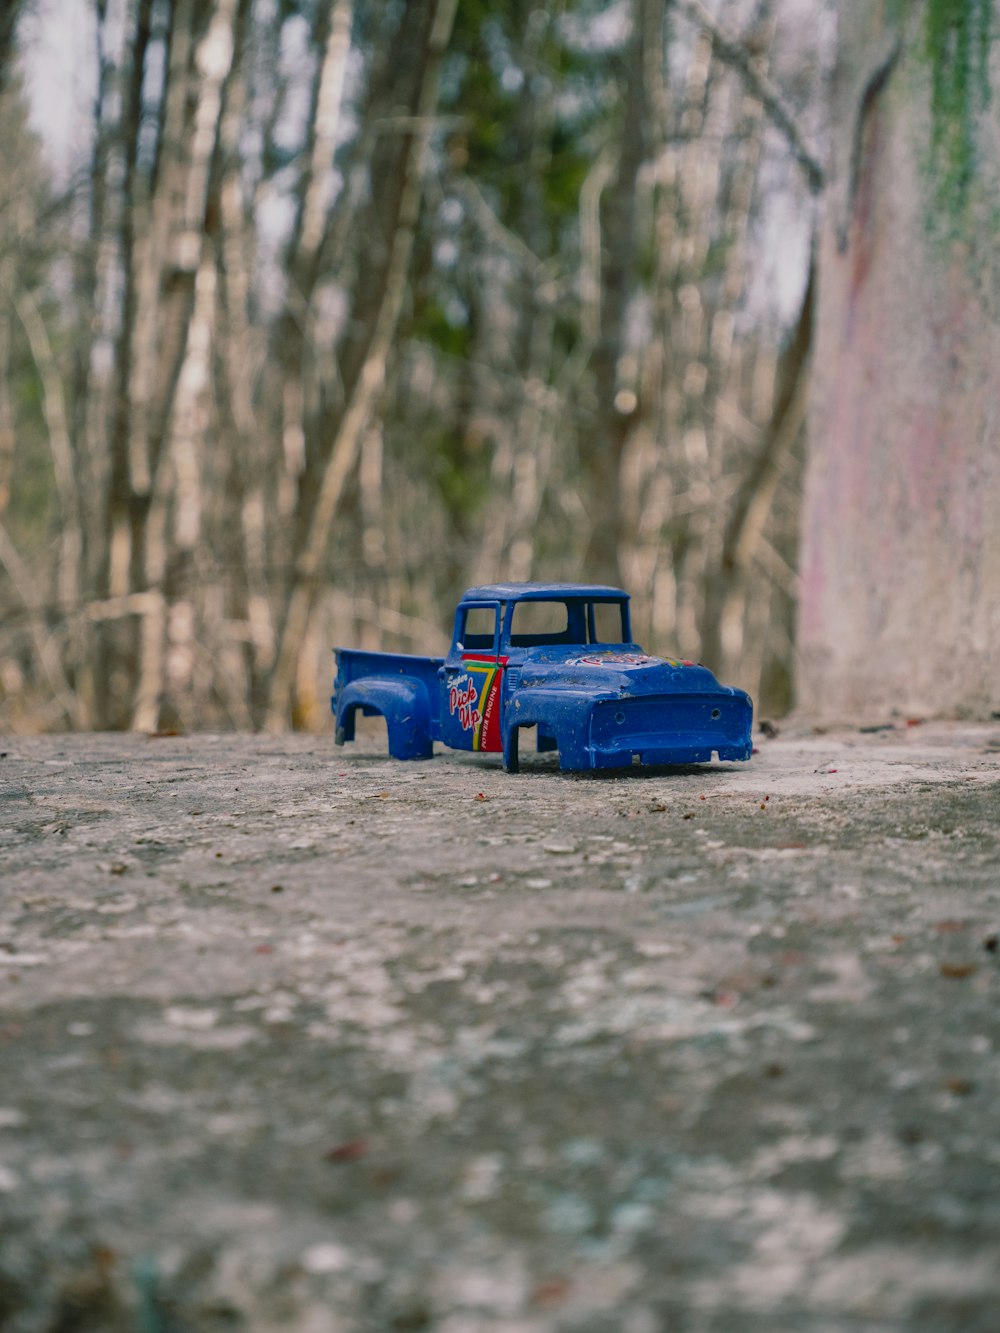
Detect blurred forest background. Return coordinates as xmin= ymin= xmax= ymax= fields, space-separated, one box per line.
xmin=0 ymin=0 xmax=994 ymax=734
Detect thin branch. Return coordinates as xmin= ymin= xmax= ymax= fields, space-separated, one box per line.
xmin=721 ymin=254 xmax=814 ymax=575
xmin=453 ymin=174 xmax=549 ymax=281
xmin=299 ymin=0 xmax=354 ymax=260
xmin=754 ymin=533 xmax=798 ymax=598
xmin=14 ymin=292 xmax=83 ymax=613
xmin=0 ymin=518 xmax=79 ymax=726
xmin=675 ymin=0 xmax=825 ymax=193
xmin=578 ymin=147 xmax=616 ymax=347
xmin=85 ymin=592 xmax=164 ymax=620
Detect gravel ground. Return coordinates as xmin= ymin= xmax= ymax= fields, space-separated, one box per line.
xmin=1 ymin=722 xmax=1000 ymax=1332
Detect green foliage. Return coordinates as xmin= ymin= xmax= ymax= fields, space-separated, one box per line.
xmin=441 ymin=0 xmax=606 ymax=253
xmin=924 ymin=0 xmax=994 ymax=215
xmin=543 ymin=125 xmax=592 ymax=216
xmin=7 ymin=403 xmax=57 ymax=551
xmin=0 ymin=83 xmax=60 ymax=555
xmin=428 ymin=426 xmax=491 ymax=535
xmin=415 ymin=300 xmax=471 ymax=360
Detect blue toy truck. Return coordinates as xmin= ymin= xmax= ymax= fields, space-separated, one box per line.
xmin=333 ymin=583 xmax=753 ymax=772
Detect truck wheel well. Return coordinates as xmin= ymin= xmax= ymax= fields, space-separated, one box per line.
xmin=336 ymin=679 xmax=434 ymax=761
xmin=504 ymin=723 xmax=521 ymax=773
xmin=338 ymin=701 xmax=388 ymax=743
xmin=504 ymin=721 xmax=561 ymax=772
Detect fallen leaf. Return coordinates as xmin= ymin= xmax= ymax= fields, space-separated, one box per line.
xmin=943 ymin=1078 xmax=974 ymax=1096
xmin=324 ymin=1138 xmax=368 ymax=1163
xmin=939 ymin=962 xmax=977 ymax=979
xmin=369 ymin=1166 xmax=400 ymax=1187
xmin=532 ymin=1278 xmax=570 ymax=1307
xmin=90 ymin=1245 xmax=117 ymax=1271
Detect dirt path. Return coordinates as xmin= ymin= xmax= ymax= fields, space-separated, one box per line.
xmin=2 ymin=723 xmax=999 ymax=1331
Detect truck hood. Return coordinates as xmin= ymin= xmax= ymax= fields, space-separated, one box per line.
xmin=510 ymin=647 xmax=735 ymax=696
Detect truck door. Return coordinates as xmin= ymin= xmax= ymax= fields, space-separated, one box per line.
xmin=442 ymin=602 xmax=506 ymax=752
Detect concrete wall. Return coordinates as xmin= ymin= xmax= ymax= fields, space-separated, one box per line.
xmin=798 ymin=3 xmax=1000 ymax=720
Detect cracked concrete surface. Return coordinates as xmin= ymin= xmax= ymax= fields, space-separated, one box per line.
xmin=1 ymin=722 xmax=999 ymax=1331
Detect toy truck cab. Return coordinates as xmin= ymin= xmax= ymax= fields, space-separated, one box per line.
xmin=441 ymin=584 xmax=632 ymax=758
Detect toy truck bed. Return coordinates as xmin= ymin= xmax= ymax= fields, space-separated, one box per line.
xmin=333 ymin=649 xmax=445 ymax=760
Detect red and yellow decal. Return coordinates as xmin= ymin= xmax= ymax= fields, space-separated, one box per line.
xmin=452 ymin=654 xmax=507 ymax=751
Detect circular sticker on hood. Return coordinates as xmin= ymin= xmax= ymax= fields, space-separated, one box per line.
xmin=568 ymin=653 xmax=670 ymax=667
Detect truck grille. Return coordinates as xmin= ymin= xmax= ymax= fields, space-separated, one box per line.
xmin=589 ymin=694 xmax=751 ymax=763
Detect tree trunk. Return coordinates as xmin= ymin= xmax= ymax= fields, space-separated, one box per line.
xmin=0 ymin=1 xmax=22 ymax=90
xmin=700 ymin=254 xmax=814 ymax=675
xmin=798 ymin=0 xmax=1000 ymax=720
xmin=264 ymin=0 xmax=458 ymax=731
xmin=583 ymin=0 xmax=651 ymax=586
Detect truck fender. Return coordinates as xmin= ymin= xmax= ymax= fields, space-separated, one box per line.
xmin=503 ymin=712 xmax=570 ymax=772
xmin=502 ymin=693 xmax=601 ymax=772
xmin=335 ymin=678 xmax=434 ymax=761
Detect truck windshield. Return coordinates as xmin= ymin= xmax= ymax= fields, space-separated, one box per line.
xmin=508 ymin=599 xmax=627 ymax=647
xmin=588 ymin=600 xmax=627 ymax=644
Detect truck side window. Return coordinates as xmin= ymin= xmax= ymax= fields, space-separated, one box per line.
xmin=588 ymin=601 xmax=626 ymax=644
xmin=460 ymin=605 xmax=498 ymax=651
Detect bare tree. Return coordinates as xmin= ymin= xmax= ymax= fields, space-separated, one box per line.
xmin=264 ymin=0 xmax=459 ymax=730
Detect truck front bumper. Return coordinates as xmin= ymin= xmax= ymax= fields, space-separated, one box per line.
xmin=583 ymin=694 xmax=753 ymax=769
